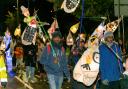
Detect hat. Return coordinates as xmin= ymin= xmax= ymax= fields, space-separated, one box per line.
xmin=52 ymin=31 xmax=62 ymax=38
xmin=104 ymin=31 xmax=113 ymax=39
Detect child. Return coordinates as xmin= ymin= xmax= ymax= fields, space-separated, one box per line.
xmin=120 ymin=56 xmax=128 ymax=89
xmin=0 ymin=38 xmax=8 ymax=88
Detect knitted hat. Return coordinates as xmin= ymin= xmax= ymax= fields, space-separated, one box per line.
xmin=52 ymin=31 xmax=62 ymax=39
xmin=104 ymin=31 xmax=113 ymax=39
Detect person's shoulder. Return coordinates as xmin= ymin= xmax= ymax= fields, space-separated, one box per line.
xmin=113 ymin=41 xmax=118 ymax=45
xmin=99 ymin=41 xmax=105 ymax=47
xmin=113 ymin=41 xmax=120 ymax=47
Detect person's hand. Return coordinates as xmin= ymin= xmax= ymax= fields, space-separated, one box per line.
xmin=102 ymin=79 xmax=109 ymax=85
xmin=28 ymin=51 xmax=32 ymax=55
xmin=67 ymin=78 xmax=70 ymax=83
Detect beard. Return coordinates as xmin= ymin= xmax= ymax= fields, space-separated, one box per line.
xmin=51 ymin=40 xmax=62 ymax=48
xmin=106 ymin=41 xmax=113 ymax=47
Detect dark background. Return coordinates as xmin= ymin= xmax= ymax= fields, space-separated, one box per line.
xmin=0 ymin=0 xmax=99 ymax=38
xmin=0 ymin=0 xmax=80 ymax=36
xmin=0 ymin=0 xmax=127 ymax=42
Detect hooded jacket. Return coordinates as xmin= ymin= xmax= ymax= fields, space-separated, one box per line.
xmin=99 ymin=42 xmax=123 ymax=82
xmin=40 ymin=41 xmax=70 ymax=79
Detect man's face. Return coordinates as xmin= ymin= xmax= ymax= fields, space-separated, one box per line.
xmin=79 ymin=41 xmax=85 ymax=47
xmin=106 ymin=36 xmax=113 ymax=43
xmin=53 ymin=36 xmax=61 ymax=44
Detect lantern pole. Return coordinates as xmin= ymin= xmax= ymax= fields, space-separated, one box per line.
xmin=17 ymin=0 xmax=19 ymax=24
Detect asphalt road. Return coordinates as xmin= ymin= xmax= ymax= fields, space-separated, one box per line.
xmin=4 ymin=76 xmax=71 ymax=89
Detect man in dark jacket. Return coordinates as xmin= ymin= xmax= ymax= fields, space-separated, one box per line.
xmin=40 ymin=31 xmax=70 ymax=89
xmin=99 ymin=31 xmax=123 ymax=89
xmin=23 ymin=43 xmax=37 ymax=83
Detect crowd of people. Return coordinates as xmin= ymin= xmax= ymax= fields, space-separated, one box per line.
xmin=0 ymin=30 xmax=128 ymax=89
xmin=0 ymin=5 xmax=128 ymax=89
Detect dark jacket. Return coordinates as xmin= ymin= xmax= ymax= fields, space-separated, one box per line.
xmin=99 ymin=42 xmax=123 ymax=82
xmin=23 ymin=44 xmax=37 ymax=67
xmin=120 ymin=74 xmax=128 ymax=89
xmin=40 ymin=43 xmax=70 ymax=79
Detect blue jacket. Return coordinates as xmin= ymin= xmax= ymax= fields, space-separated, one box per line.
xmin=40 ymin=44 xmax=70 ymax=79
xmin=99 ymin=42 xmax=123 ymax=82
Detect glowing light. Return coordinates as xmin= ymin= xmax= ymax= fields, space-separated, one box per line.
xmin=4 ymin=29 xmax=13 ymax=76
xmin=70 ymin=22 xmax=80 ymax=34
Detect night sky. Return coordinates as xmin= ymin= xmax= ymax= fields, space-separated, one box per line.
xmin=0 ymin=0 xmax=100 ymax=39
xmin=0 ymin=0 xmax=80 ymax=36
xmin=0 ymin=0 xmax=53 ymax=29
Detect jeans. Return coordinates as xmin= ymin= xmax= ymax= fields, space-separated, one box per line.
xmin=47 ymin=74 xmax=63 ymax=89
xmin=26 ymin=66 xmax=35 ymax=81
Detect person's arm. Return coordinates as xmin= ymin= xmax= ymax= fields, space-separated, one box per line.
xmin=62 ymin=51 xmax=70 ymax=81
xmin=99 ymin=45 xmax=107 ymax=78
xmin=40 ymin=46 xmax=48 ymax=65
xmin=68 ymin=53 xmax=74 ymax=71
xmin=116 ymin=43 xmax=124 ymax=72
xmin=24 ymin=16 xmax=31 ymax=24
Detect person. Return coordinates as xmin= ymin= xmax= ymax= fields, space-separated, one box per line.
xmin=40 ymin=31 xmax=70 ymax=89
xmin=118 ymin=39 xmax=123 ymax=51
xmin=36 ymin=38 xmax=45 ymax=80
xmin=99 ymin=31 xmax=123 ymax=89
xmin=120 ymin=56 xmax=128 ymax=89
xmin=13 ymin=39 xmax=24 ymax=78
xmin=69 ymin=39 xmax=94 ymax=89
xmin=118 ymin=39 xmax=126 ymax=60
xmin=23 ymin=43 xmax=37 ymax=83
xmin=0 ymin=38 xmax=8 ymax=88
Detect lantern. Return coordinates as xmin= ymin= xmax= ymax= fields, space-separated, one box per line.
xmin=14 ymin=25 xmax=21 ymax=37
xmin=70 ymin=22 xmax=80 ymax=34
xmin=66 ymin=31 xmax=74 ymax=46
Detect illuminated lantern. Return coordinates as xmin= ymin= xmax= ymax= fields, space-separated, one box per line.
xmin=4 ymin=29 xmax=13 ymax=76
xmin=48 ymin=19 xmax=59 ymax=39
xmin=66 ymin=31 xmax=74 ymax=46
xmin=61 ymin=0 xmax=80 ymax=13
xmin=70 ymin=22 xmax=80 ymax=34
xmin=21 ymin=5 xmax=37 ymax=45
xmin=73 ymin=19 xmax=122 ymax=86
xmin=104 ymin=18 xmax=121 ymax=32
xmin=14 ymin=25 xmax=21 ymax=37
